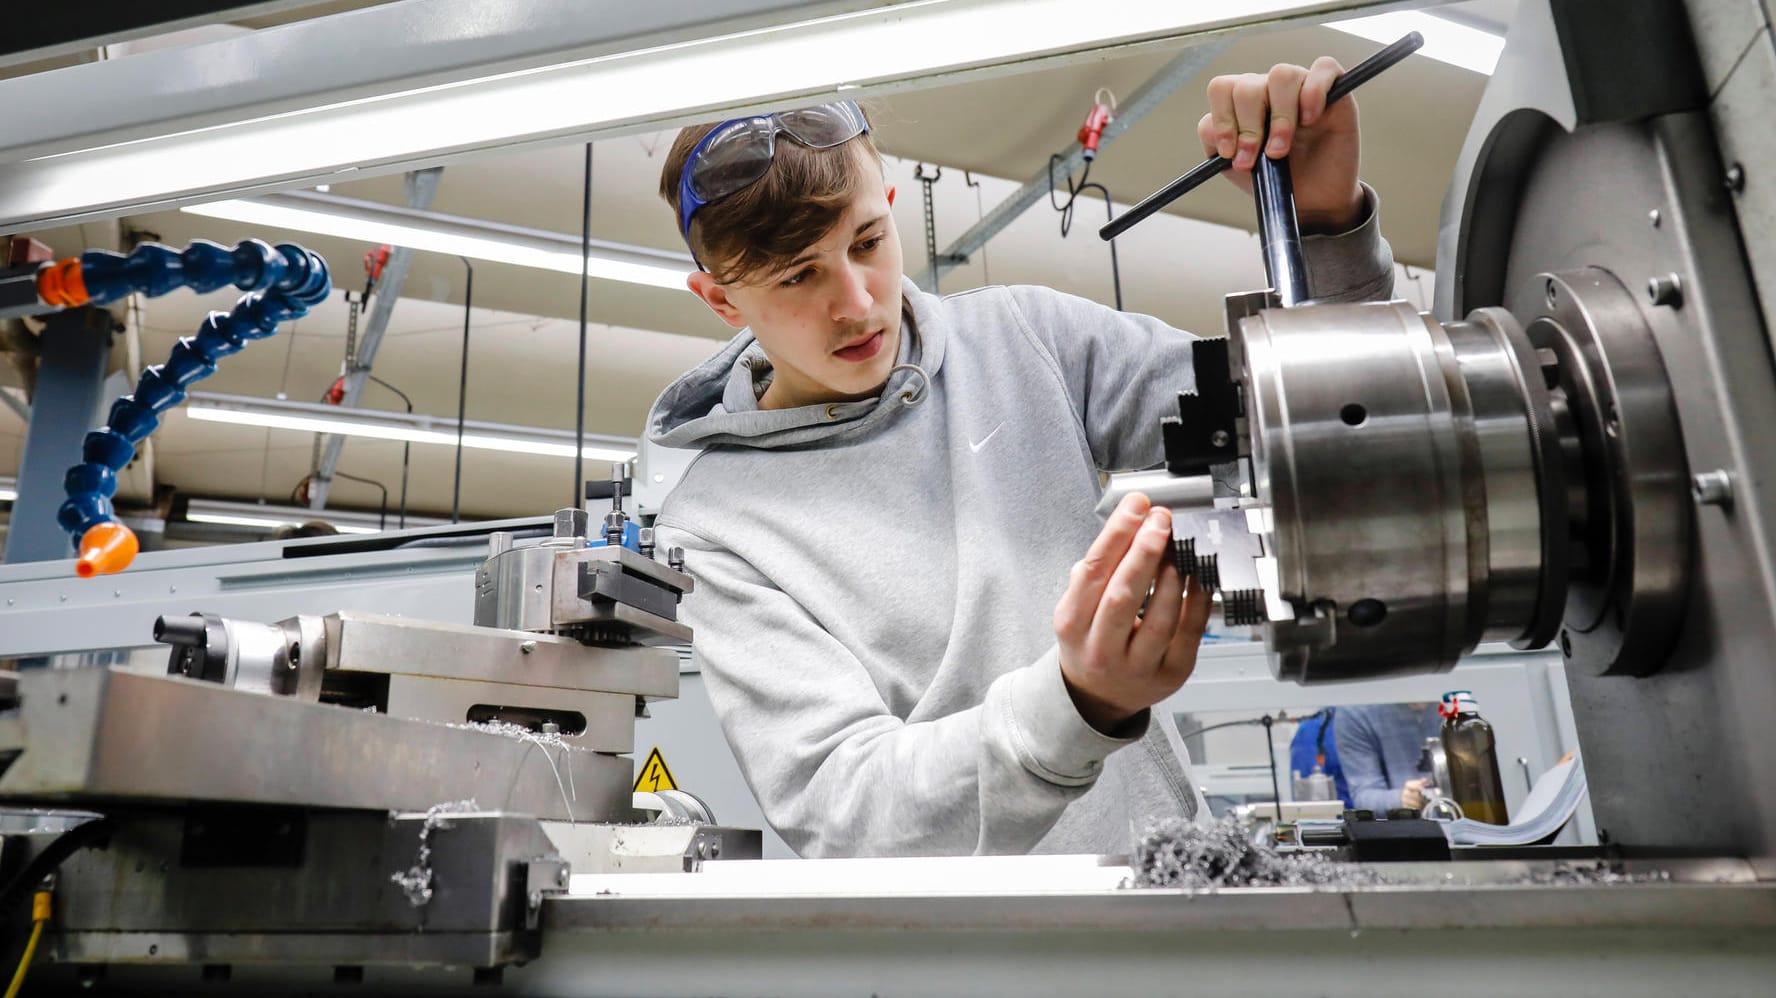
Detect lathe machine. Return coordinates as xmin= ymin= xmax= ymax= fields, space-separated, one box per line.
xmin=1 ymin=1 xmax=1775 ymax=995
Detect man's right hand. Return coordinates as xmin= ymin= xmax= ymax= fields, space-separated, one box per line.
xmin=1054 ymin=492 xmax=1213 ymax=734
xmin=1402 ymin=778 xmax=1430 ymax=812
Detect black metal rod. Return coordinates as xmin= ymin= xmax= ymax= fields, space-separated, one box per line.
xmin=1253 ymin=152 xmax=1309 ymax=305
xmin=1098 ymin=31 xmax=1423 ymax=243
xmin=1324 ymin=31 xmax=1424 ymax=105
xmin=1098 ymin=154 xmax=1230 ymax=242
xmin=1262 ymin=714 xmax=1284 ymax=807
xmin=1101 ymin=187 xmax=1122 ymax=310
xmin=452 ymin=257 xmax=473 ymax=524
xmin=575 ymin=142 xmax=592 ymax=510
xmin=367 ymin=375 xmax=413 ymax=529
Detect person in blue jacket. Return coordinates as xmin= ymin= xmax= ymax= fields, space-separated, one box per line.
xmin=1289 ymin=708 xmax=1352 ymax=810
xmin=1335 ymin=702 xmax=1444 ymax=814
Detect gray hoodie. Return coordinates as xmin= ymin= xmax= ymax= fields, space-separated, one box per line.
xmin=648 ymin=195 xmax=1394 ymax=857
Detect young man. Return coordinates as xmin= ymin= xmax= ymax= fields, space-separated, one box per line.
xmin=647 ymin=59 xmax=1396 ymax=857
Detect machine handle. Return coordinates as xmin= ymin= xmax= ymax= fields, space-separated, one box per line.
xmin=1097 ymin=31 xmax=1423 ymax=243
xmin=1254 ymin=143 xmax=1309 ymax=305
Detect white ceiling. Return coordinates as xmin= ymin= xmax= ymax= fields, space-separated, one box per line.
xmin=1 ymin=2 xmax=1510 ymax=525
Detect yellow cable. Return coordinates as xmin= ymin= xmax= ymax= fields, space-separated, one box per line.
xmin=4 ymin=890 xmax=51 ymax=998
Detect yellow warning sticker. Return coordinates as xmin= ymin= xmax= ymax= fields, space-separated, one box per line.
xmin=633 ymin=746 xmax=679 ymax=793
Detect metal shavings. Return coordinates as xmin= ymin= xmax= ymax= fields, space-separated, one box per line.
xmin=1128 ymin=816 xmax=1383 ymax=890
xmin=391 ymin=798 xmax=480 ymax=907
xmin=460 ymin=718 xmax=569 ymax=750
xmin=1522 ymin=860 xmax=1672 ymax=886
xmin=1129 ymin=820 xmax=1674 ymax=894
xmin=452 ymin=718 xmax=580 ymax=824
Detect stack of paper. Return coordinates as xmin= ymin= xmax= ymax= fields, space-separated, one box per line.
xmin=1441 ymin=751 xmax=1587 ymax=846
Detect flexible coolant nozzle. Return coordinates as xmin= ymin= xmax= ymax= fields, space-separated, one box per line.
xmin=36 ymin=258 xmax=89 ymax=308
xmin=75 ymin=521 xmax=139 ymax=577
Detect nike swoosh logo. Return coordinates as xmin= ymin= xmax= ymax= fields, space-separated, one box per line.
xmin=968 ymin=423 xmax=1004 ymax=454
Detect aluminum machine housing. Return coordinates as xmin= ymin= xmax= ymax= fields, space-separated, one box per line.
xmin=0 ymin=505 xmax=760 ymax=976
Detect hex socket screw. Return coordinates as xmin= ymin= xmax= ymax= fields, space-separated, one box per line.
xmin=1647 ymin=273 xmax=1683 ymax=308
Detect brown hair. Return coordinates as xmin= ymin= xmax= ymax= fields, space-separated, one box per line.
xmin=659 ymin=112 xmax=882 ymax=286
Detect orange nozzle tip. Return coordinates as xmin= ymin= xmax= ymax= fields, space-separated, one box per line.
xmin=37 ymin=258 xmax=89 ymax=309
xmin=76 ymin=522 xmax=138 ymax=577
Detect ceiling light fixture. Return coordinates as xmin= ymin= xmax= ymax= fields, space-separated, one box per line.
xmin=1327 ymin=11 xmax=1505 ymax=75
xmin=183 ymin=498 xmax=447 ymax=535
xmin=6 ymin=0 xmax=1438 ymax=229
xmin=186 ymin=511 xmax=378 ymax=535
xmin=184 ymin=392 xmax=637 ymax=464
xmin=181 ymin=191 xmax=696 ymax=291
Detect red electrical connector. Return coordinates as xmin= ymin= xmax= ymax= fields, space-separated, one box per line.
xmin=1077 ymin=97 xmax=1115 ymax=161
xmin=363 ymin=245 xmax=391 ymax=285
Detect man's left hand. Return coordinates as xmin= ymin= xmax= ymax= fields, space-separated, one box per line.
xmin=1196 ymin=57 xmax=1364 ymax=234
xmin=1402 ymin=778 xmax=1430 ymax=812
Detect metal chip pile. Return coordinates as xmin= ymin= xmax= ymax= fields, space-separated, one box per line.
xmin=1523 ymin=860 xmax=1672 ymax=886
xmin=1129 ymin=815 xmax=1382 ymax=890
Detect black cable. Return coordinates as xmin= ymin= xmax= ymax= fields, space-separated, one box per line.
xmin=366 ymin=373 xmax=410 ymax=408
xmin=1048 ymin=155 xmax=1124 ymax=310
xmin=963 ymin=170 xmax=988 ymax=285
xmin=1178 ymin=709 xmax=1329 ymax=744
xmin=1177 ymin=717 xmax=1265 ymax=741
xmin=366 ymin=375 xmax=412 ymax=529
xmin=0 ymin=818 xmax=112 ymax=912
xmin=575 ymin=142 xmax=593 ymax=509
xmin=1047 ymin=155 xmax=1092 ymax=236
xmin=395 ymin=526 xmax=551 ymax=550
xmin=1262 ymin=714 xmax=1283 ymax=806
xmin=453 ymin=257 xmax=474 ymax=524
xmin=1077 ymin=182 xmax=1123 ymax=310
xmin=1181 ymin=710 xmax=1332 ymax=807
xmin=1315 ymin=706 xmax=1335 ymax=758
xmin=331 ymin=470 xmax=389 ymax=530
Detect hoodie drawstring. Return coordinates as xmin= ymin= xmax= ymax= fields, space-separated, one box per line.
xmin=890 ymin=363 xmax=930 ymax=407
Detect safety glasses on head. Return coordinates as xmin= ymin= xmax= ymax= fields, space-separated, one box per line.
xmin=677 ymin=100 xmax=870 ymax=254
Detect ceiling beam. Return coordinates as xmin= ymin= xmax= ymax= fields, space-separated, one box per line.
xmin=0 ymin=1 xmax=348 ymax=70
xmin=907 ymin=38 xmax=1231 ymax=290
xmin=307 ymin=167 xmax=441 ymax=512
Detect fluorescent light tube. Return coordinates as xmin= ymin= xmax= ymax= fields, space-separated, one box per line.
xmin=1327 ymin=11 xmax=1504 ymax=75
xmin=185 ymin=392 xmax=637 ymax=464
xmin=187 ymin=511 xmax=381 ymax=535
xmin=183 ymin=498 xmax=451 ymax=534
xmin=181 ymin=192 xmax=695 ymax=292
